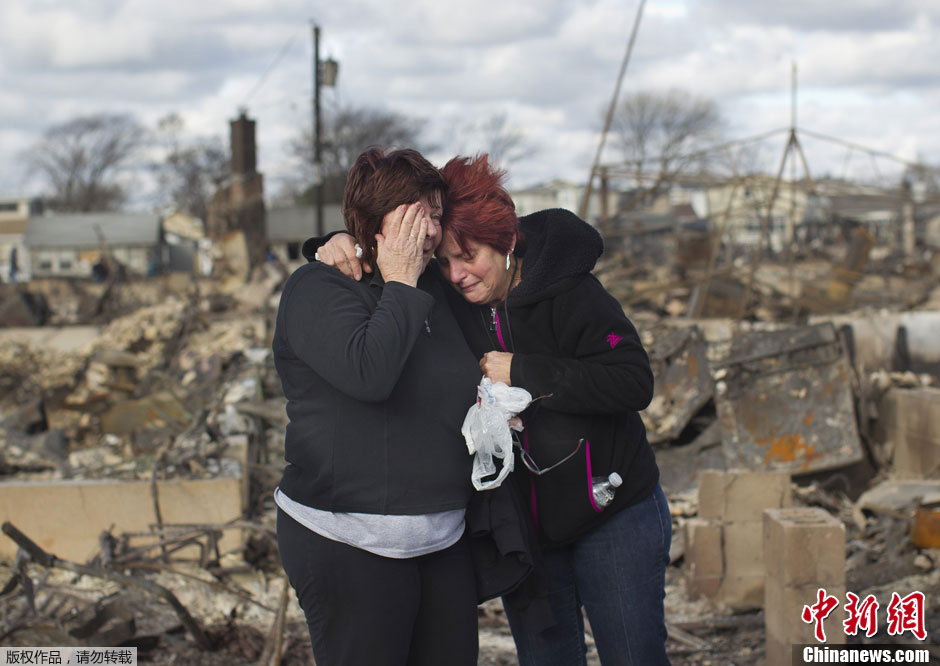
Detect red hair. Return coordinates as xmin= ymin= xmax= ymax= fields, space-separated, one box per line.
xmin=440 ymin=154 xmax=521 ymax=256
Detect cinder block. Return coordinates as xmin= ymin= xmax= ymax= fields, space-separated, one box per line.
xmin=718 ymin=575 xmax=764 ymax=611
xmin=684 ymin=518 xmax=723 ymax=599
xmin=687 ymin=574 xmax=723 ymax=600
xmin=764 ymin=508 xmax=846 ymax=587
xmin=0 ymin=477 xmax=244 ymax=562
xmin=697 ymin=470 xmax=727 ymax=520
xmin=764 ymin=508 xmax=846 ymax=665
xmin=764 ymin=634 xmax=791 ymax=666
xmin=698 ymin=468 xmax=792 ymax=522
xmin=765 ymin=580 xmax=847 ymax=650
xmin=723 ymin=520 xmax=764 ymax=578
xmin=881 ymin=387 xmax=940 ymax=479
xmin=685 ymin=519 xmax=766 ymax=610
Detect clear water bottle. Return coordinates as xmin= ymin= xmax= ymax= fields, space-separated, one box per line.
xmin=592 ymin=472 xmax=623 ymax=509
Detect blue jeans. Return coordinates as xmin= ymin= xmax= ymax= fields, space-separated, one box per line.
xmin=503 ymin=484 xmax=672 ymax=665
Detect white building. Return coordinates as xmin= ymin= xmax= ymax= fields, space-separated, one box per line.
xmin=510 ymin=180 xmax=619 ymax=224
xmin=0 ymin=198 xmax=43 ymax=282
xmin=24 ymin=212 xmax=163 ymax=278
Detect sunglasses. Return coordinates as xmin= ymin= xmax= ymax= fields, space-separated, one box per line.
xmin=514 ymin=437 xmax=585 ymax=476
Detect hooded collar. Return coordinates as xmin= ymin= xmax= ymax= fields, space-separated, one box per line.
xmin=509 ymin=208 xmax=603 ymax=306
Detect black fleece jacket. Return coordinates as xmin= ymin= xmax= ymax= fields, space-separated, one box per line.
xmin=442 ymin=208 xmax=659 ymax=547
xmin=273 ymin=261 xmax=479 ymax=514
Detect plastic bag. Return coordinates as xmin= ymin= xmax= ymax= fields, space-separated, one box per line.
xmin=461 ymin=376 xmax=532 ymax=491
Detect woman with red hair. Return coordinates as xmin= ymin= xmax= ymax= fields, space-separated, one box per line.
xmin=434 ymin=154 xmax=670 ymax=666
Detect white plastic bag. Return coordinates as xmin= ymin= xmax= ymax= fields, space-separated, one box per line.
xmin=461 ymin=376 xmax=532 ymax=491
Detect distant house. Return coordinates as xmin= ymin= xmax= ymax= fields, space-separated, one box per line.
xmin=510 ymin=180 xmax=620 ymax=224
xmin=162 ymin=212 xmax=207 ymax=274
xmin=266 ymin=205 xmax=344 ymax=268
xmin=0 ymin=197 xmax=43 ymax=282
xmin=24 ymin=212 xmax=164 ymax=279
xmin=925 ymin=209 xmax=940 ymax=251
xmin=609 ymin=204 xmax=710 ymax=266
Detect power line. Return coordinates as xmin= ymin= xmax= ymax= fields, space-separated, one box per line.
xmin=241 ymin=31 xmax=302 ymax=108
xmin=799 ymin=127 xmax=938 ymax=173
xmin=597 ymin=125 xmax=935 ymax=184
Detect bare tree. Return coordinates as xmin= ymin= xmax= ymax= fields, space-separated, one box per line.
xmin=25 ymin=113 xmax=144 ymax=212
xmin=902 ymin=160 xmax=940 ymax=199
xmin=153 ymin=113 xmax=230 ymax=221
xmin=285 ymin=104 xmax=426 ymax=205
xmin=611 ymin=89 xmax=722 ymax=209
xmin=452 ymin=111 xmax=537 ymax=168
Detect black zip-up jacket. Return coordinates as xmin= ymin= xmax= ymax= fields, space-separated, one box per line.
xmin=442 ymin=208 xmax=659 ymax=547
xmin=273 ymin=261 xmax=479 ymax=514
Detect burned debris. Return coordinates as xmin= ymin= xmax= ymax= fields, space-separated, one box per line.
xmin=615 ymin=220 xmax=940 ymax=662
xmin=2 ymin=114 xmax=939 ymax=663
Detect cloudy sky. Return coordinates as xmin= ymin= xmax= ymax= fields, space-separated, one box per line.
xmin=1 ymin=0 xmax=938 ymax=207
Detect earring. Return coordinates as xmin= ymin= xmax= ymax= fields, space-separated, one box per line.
xmin=506 ymin=253 xmax=511 ymax=270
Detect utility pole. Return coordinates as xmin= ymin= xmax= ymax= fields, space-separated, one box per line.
xmin=311 ymin=23 xmax=338 ymax=237
xmin=312 ymin=23 xmax=323 ymax=236
xmin=578 ymin=0 xmax=646 ymax=221
xmin=738 ymin=62 xmax=816 ymax=320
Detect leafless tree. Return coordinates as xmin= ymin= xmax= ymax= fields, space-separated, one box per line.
xmin=153 ymin=113 xmax=230 ymax=221
xmin=25 ymin=113 xmax=144 ymax=212
xmin=902 ymin=160 xmax=940 ymax=199
xmin=285 ymin=104 xmax=426 ymax=204
xmin=453 ymin=111 xmax=537 ymax=168
xmin=611 ymin=89 xmax=722 ymax=209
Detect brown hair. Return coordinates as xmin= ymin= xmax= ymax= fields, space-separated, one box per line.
xmin=343 ymin=147 xmax=445 ymax=268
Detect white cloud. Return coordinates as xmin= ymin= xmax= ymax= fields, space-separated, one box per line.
xmin=1 ymin=0 xmax=938 ymax=203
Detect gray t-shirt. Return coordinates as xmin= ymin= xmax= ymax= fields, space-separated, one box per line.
xmin=275 ymin=487 xmax=466 ymax=559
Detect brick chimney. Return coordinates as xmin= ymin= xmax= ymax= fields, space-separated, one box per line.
xmin=230 ymin=110 xmax=257 ymax=180
xmin=205 ymin=109 xmax=268 ymax=276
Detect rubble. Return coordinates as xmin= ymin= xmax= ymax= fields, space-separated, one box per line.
xmin=642 ymin=325 xmax=714 ymax=445
xmin=0 ymin=215 xmax=938 ymax=664
xmin=713 ymin=322 xmax=864 ymax=475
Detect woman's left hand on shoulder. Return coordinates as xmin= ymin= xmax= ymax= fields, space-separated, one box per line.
xmin=480 ymin=351 xmax=513 ymax=385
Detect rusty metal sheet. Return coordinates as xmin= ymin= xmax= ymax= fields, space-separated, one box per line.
xmin=687 ymin=275 xmax=748 ymax=318
xmin=713 ymin=322 xmax=863 ymax=474
xmin=100 ymin=391 xmax=191 ymax=435
xmin=642 ymin=325 xmax=714 ymax=444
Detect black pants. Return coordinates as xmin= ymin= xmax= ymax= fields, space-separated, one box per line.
xmin=276 ymin=507 xmax=479 ymax=666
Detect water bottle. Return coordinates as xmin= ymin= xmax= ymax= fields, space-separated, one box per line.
xmin=592 ymin=472 xmax=622 ymax=509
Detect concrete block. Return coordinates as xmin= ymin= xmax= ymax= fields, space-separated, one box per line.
xmin=687 ymin=574 xmax=723 ymax=600
xmin=718 ymin=575 xmax=764 ymax=611
xmin=765 ymin=581 xmax=847 ymax=652
xmin=684 ymin=518 xmax=723 ymax=599
xmin=764 ymin=508 xmax=846 ymax=588
xmin=697 ymin=470 xmax=726 ymax=520
xmin=764 ymin=508 xmax=846 ymax=666
xmin=698 ymin=469 xmax=792 ymax=522
xmin=723 ymin=520 xmax=764 ymax=579
xmin=764 ymin=634 xmax=792 ymax=666
xmin=881 ymin=388 xmax=940 ymax=479
xmin=685 ymin=519 xmax=766 ymax=610
xmin=0 ymin=477 xmax=243 ymax=562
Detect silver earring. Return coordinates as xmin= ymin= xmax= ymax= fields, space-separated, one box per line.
xmin=506 ymin=253 xmax=511 ymax=270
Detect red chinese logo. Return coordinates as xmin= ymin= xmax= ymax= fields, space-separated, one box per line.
xmin=801 ymin=588 xmax=840 ymax=642
xmin=843 ymin=592 xmax=879 ymax=638
xmin=886 ymin=591 xmax=927 ymax=641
